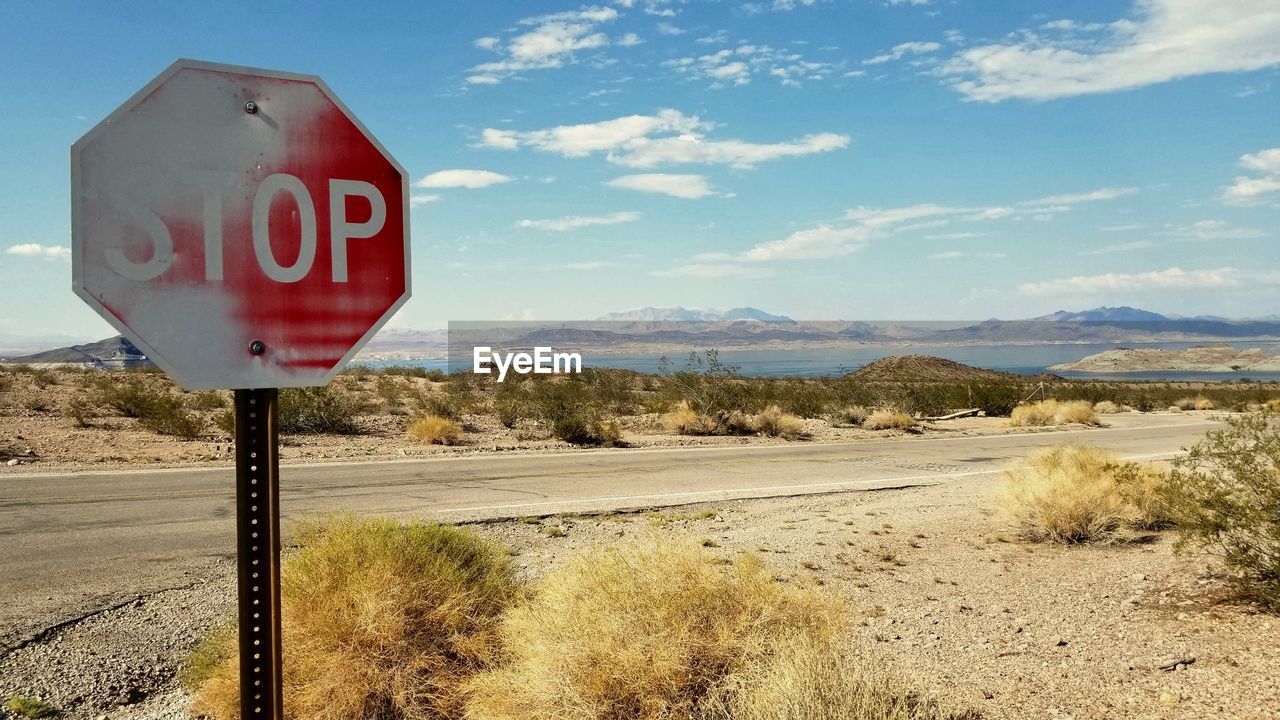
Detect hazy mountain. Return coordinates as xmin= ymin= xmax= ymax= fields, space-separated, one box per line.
xmin=6 ymin=336 xmax=152 ymax=369
xmin=598 ymin=306 xmax=793 ymax=322
xmin=1034 ymin=306 xmax=1169 ymax=322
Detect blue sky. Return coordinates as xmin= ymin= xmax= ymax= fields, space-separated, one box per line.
xmin=2 ymin=0 xmax=1278 ymax=338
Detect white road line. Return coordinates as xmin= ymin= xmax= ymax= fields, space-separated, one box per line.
xmin=436 ymin=451 xmax=1182 ymax=515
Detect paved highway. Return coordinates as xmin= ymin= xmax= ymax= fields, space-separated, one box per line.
xmin=0 ymin=413 xmax=1219 ymax=650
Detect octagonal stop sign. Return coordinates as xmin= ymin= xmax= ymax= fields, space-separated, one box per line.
xmin=72 ymin=59 xmax=410 ymax=390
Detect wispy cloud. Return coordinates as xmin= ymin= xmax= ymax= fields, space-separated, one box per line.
xmin=1222 ymin=147 xmax=1280 ymax=205
xmin=1081 ymin=240 xmax=1158 ymax=255
xmin=517 ymin=210 xmax=641 ymax=231
xmin=1158 ymin=219 xmax=1268 ymax=240
xmin=1019 ymin=266 xmax=1243 ymax=296
xmin=409 ymin=194 xmax=442 ymax=207
xmin=604 ymin=174 xmax=717 ymax=199
xmin=863 ymin=41 xmax=941 ymax=65
xmin=7 ymin=243 xmax=70 ymax=261
xmin=654 ymin=263 xmax=776 ymax=278
xmin=482 ymin=109 xmax=848 ymax=169
xmin=926 ymin=250 xmax=1007 ymax=260
xmin=940 ymin=0 xmax=1280 ymax=102
xmin=415 ymin=169 xmax=513 ymax=189
xmin=662 ymin=185 xmax=1139 ymax=276
xmin=466 ymin=6 xmax=627 ymax=84
xmin=665 ymin=42 xmax=841 ymax=87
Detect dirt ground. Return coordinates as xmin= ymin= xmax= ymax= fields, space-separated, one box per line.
xmin=3 ymin=471 xmax=1276 ymax=720
xmin=0 ymin=368 xmax=1073 ymax=475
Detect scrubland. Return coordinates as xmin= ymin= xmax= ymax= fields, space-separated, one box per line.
xmin=2 ymin=355 xmax=1276 ymax=472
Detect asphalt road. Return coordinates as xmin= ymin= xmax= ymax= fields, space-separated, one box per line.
xmin=0 ymin=413 xmax=1220 ymax=651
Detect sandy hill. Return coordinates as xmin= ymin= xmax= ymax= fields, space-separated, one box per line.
xmin=849 ymin=355 xmax=1020 ymax=383
xmin=1050 ymin=344 xmax=1280 ymax=373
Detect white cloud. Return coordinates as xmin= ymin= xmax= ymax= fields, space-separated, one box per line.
xmin=1022 ymin=186 xmax=1139 ymax=205
xmin=6 ymin=243 xmax=70 ymax=261
xmin=1019 ymin=266 xmax=1242 ymax=295
xmin=482 ymin=109 xmax=848 ymax=169
xmin=409 ymin=194 xmax=442 ymax=207
xmin=1160 ymin=219 xmax=1268 ymax=240
xmin=617 ymin=32 xmax=643 ymax=46
xmin=941 ymin=0 xmax=1280 ymax=102
xmin=466 ymin=6 xmax=622 ymax=84
xmin=559 ymin=261 xmax=614 ymax=270
xmin=1081 ymin=240 xmax=1158 ymax=255
xmin=864 ymin=41 xmax=942 ymax=65
xmin=604 ymin=174 xmax=716 ymax=199
xmin=666 ymin=41 xmax=841 ymax=87
xmin=726 ymin=186 xmax=1138 ymax=266
xmin=517 ymin=210 xmax=641 ymax=231
xmin=654 ymin=263 xmax=776 ymax=278
xmin=926 ymin=250 xmax=1007 ymax=260
xmin=415 ymin=169 xmax=513 ymax=189
xmin=742 ymin=225 xmax=872 ymax=261
xmin=1222 ymin=147 xmax=1280 ymax=205
xmin=656 ymin=22 xmax=685 ymax=35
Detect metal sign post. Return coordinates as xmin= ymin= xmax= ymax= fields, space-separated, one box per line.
xmin=234 ymin=389 xmax=284 ymax=720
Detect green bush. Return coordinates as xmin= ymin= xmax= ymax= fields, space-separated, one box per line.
xmin=278 ymin=386 xmax=368 ymax=434
xmin=1163 ymin=411 xmax=1280 ymax=610
xmin=94 ymin=379 xmax=203 ymax=438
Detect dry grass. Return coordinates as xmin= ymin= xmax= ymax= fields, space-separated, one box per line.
xmin=1092 ymin=400 xmax=1122 ymax=414
xmin=1054 ymin=400 xmax=1101 ymax=426
xmin=701 ymin=636 xmax=978 ymax=720
xmin=1174 ymin=396 xmax=1215 ymax=411
xmin=191 ymin=516 xmax=518 ymax=720
xmin=829 ymin=405 xmax=872 ymax=427
xmin=660 ymin=400 xmax=753 ymax=436
xmin=862 ymin=409 xmax=915 ymax=431
xmin=1167 ymin=405 xmax=1183 ymax=413
xmin=465 ymin=538 xmax=846 ymax=720
xmin=754 ymin=405 xmax=806 ymax=439
xmin=1009 ymin=399 xmax=1099 ymax=427
xmin=1002 ymin=445 xmax=1170 ymax=544
xmin=407 ymin=414 xmax=464 ymax=445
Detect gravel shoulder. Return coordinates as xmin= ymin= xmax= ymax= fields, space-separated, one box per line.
xmin=3 ymin=470 xmax=1276 ymax=720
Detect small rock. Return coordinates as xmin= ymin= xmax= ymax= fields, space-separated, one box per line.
xmin=6 ymin=458 xmax=19 ymax=466
xmin=1052 ymin=636 xmax=1068 ymax=647
xmin=1159 ymin=656 xmax=1196 ymax=671
xmin=1132 ymin=573 xmax=1147 ymax=581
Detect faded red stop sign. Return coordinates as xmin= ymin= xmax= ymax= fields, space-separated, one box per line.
xmin=72 ymin=59 xmax=410 ymax=389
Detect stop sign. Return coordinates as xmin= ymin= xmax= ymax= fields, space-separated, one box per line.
xmin=72 ymin=59 xmax=410 ymax=390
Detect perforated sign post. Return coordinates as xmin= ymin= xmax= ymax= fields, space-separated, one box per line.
xmin=71 ymin=59 xmax=410 ymax=720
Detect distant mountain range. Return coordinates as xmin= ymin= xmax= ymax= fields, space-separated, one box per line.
xmin=7 ymin=306 xmax=1280 ymax=366
xmin=597 ymin=306 xmax=794 ymax=323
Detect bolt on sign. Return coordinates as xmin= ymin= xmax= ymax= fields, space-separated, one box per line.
xmin=72 ymin=59 xmax=410 ymax=390
xmin=71 ymin=59 xmax=411 ymax=720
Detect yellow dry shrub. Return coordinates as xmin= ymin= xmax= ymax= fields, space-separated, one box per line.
xmin=465 ymin=538 xmax=846 ymax=720
xmin=702 ymin=635 xmax=978 ymax=720
xmin=1009 ymin=399 xmax=1060 ymax=426
xmin=190 ymin=516 xmax=518 ymax=720
xmin=1092 ymin=400 xmax=1122 ymax=414
xmin=661 ymin=400 xmax=752 ymax=436
xmin=862 ymin=409 xmax=915 ymax=431
xmin=407 ymin=414 xmax=464 ymax=444
xmin=1009 ymin=399 xmax=1099 ymax=426
xmin=1002 ymin=445 xmax=1170 ymax=543
xmin=1053 ymin=400 xmax=1101 ymax=426
xmin=1168 ymin=405 xmax=1183 ymax=413
xmin=1172 ymin=396 xmax=1215 ymax=411
xmin=754 ymin=405 xmax=806 ymax=440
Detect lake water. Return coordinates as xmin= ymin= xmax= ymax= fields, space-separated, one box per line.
xmin=361 ymin=340 xmax=1280 ymax=383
